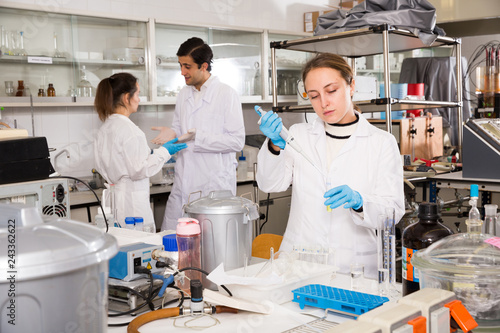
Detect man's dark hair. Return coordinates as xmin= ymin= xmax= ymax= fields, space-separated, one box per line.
xmin=177 ymin=37 xmax=213 ymax=72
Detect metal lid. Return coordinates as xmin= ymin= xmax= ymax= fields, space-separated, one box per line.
xmin=184 ymin=190 xmax=256 ymax=215
xmin=0 ymin=203 xmax=118 ymax=282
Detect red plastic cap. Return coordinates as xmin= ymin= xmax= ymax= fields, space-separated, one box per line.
xmin=445 ymin=300 xmax=478 ymax=333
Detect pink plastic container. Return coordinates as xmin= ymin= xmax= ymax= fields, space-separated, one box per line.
xmin=176 ymin=217 xmax=202 ymax=291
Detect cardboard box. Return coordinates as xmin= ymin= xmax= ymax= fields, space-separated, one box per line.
xmin=339 ymin=0 xmax=362 ymax=9
xmin=304 ymin=10 xmax=333 ymax=33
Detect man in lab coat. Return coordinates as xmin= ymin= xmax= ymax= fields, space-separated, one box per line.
xmin=157 ymin=37 xmax=245 ymax=231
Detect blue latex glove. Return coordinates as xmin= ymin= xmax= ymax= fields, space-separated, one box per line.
xmin=258 ymin=111 xmax=286 ymax=149
xmin=162 ymin=138 xmax=187 ymax=155
xmin=324 ymin=185 xmax=363 ymax=210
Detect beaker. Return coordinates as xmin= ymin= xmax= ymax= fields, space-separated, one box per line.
xmin=5 ymin=81 xmax=14 ymax=96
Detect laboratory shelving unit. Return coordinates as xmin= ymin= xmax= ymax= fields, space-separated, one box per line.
xmin=269 ymin=24 xmax=463 ymax=156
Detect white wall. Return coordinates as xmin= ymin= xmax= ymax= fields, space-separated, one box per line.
xmin=0 ymin=0 xmax=334 ymax=179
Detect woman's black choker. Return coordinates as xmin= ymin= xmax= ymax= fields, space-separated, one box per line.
xmin=327 ymin=113 xmax=359 ymax=127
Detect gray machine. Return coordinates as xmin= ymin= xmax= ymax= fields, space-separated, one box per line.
xmin=463 ymin=118 xmax=500 ymax=180
xmin=0 ymin=178 xmax=70 ymax=218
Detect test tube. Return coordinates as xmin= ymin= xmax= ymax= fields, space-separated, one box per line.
xmin=377 ymin=214 xmax=389 ymax=296
xmin=385 ymin=207 xmax=397 ymax=287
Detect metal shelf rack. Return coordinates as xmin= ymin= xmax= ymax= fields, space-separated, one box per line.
xmin=269 ymin=24 xmax=463 ymax=156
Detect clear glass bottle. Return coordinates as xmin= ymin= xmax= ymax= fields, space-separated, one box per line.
xmin=17 ymin=31 xmax=27 ymax=56
xmin=0 ymin=26 xmax=8 ymax=56
xmin=77 ymin=65 xmax=93 ymax=97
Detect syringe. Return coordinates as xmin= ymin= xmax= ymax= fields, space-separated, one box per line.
xmin=254 ymin=105 xmax=326 ymax=178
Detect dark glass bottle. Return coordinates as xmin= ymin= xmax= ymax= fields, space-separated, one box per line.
xmin=16 ymin=80 xmax=25 ymax=96
xmin=47 ymin=83 xmax=55 ymax=97
xmin=402 ymin=202 xmax=453 ymax=296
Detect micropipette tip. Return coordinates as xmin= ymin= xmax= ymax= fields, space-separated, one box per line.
xmin=254 ymin=105 xmax=263 ymax=115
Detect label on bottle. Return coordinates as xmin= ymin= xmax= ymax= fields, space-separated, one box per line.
xmin=402 ymin=246 xmax=419 ymax=283
xmin=485 ymin=236 xmax=500 ymax=249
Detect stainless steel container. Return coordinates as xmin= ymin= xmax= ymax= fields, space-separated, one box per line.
xmin=183 ymin=190 xmax=259 ymax=289
xmin=0 ymin=202 xmax=118 ymax=332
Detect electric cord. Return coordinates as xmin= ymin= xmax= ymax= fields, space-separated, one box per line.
xmin=109 ymin=267 xmax=157 ymax=318
xmin=161 ymin=285 xmax=186 ymax=309
xmin=107 ymin=286 xmax=162 ymax=327
xmin=50 ymin=175 xmax=109 ymax=232
xmin=259 ymin=193 xmax=271 ymax=234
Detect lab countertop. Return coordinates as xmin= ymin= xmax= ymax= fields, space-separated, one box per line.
xmin=69 ymin=173 xmax=255 ymax=207
xmin=107 ymin=273 xmax=385 ymax=333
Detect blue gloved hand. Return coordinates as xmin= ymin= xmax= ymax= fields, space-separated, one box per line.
xmin=259 ymin=111 xmax=286 ymax=149
xmin=324 ymin=185 xmax=363 ymax=210
xmin=162 ymin=138 xmax=187 ymax=155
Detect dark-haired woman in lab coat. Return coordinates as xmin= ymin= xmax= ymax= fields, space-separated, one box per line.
xmin=94 ymin=73 xmax=186 ymax=231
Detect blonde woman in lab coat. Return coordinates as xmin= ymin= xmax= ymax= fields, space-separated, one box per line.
xmin=94 ymin=73 xmax=187 ymax=231
xmin=256 ymin=53 xmax=404 ymax=278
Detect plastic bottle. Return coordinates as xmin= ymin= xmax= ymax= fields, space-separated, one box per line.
xmin=483 ymin=204 xmax=498 ymax=235
xmin=237 ymin=151 xmax=248 ymax=181
xmin=162 ymin=234 xmax=179 ymax=268
xmin=469 ymin=184 xmax=481 ymax=222
xmin=176 ymin=217 xmax=202 ymax=291
xmin=134 ymin=217 xmax=144 ymax=231
xmin=125 ymin=217 xmax=135 ymax=230
xmin=402 ymin=202 xmax=453 ymax=296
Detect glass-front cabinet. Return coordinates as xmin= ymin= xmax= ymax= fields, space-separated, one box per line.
xmin=268 ymin=32 xmax=313 ymax=102
xmin=0 ymin=7 xmax=148 ymax=105
xmin=154 ymin=23 xmax=262 ymax=103
xmin=0 ymin=5 xmax=314 ymax=107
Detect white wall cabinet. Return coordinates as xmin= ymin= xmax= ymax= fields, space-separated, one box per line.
xmin=0 ymin=7 xmax=149 ymax=106
xmin=0 ymin=5 xmax=312 ymax=108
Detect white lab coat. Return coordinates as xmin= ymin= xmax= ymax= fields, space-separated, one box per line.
xmin=256 ymin=113 xmax=404 ymax=279
xmin=161 ymin=76 xmax=245 ymax=230
xmin=95 ymin=114 xmax=170 ymax=229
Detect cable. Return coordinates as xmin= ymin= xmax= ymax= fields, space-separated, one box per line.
xmin=50 ymin=175 xmax=109 ymax=232
xmin=109 ymin=267 xmax=157 ymax=318
xmin=259 ymin=193 xmax=271 ymax=234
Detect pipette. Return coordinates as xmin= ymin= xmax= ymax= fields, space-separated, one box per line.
xmin=254 ymin=105 xmax=326 ymax=178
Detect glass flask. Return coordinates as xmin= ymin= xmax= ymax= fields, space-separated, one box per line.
xmin=16 ymin=31 xmax=27 ymax=56
xmin=77 ymin=65 xmax=93 ymax=97
xmin=53 ymin=32 xmax=63 ymax=58
xmin=0 ymin=26 xmax=9 ymax=56
xmin=412 ymin=217 xmax=500 ymax=327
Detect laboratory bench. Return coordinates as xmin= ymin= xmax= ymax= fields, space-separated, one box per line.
xmin=106 ymin=272 xmax=381 ymax=333
xmin=68 ymin=173 xmax=291 ymax=235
